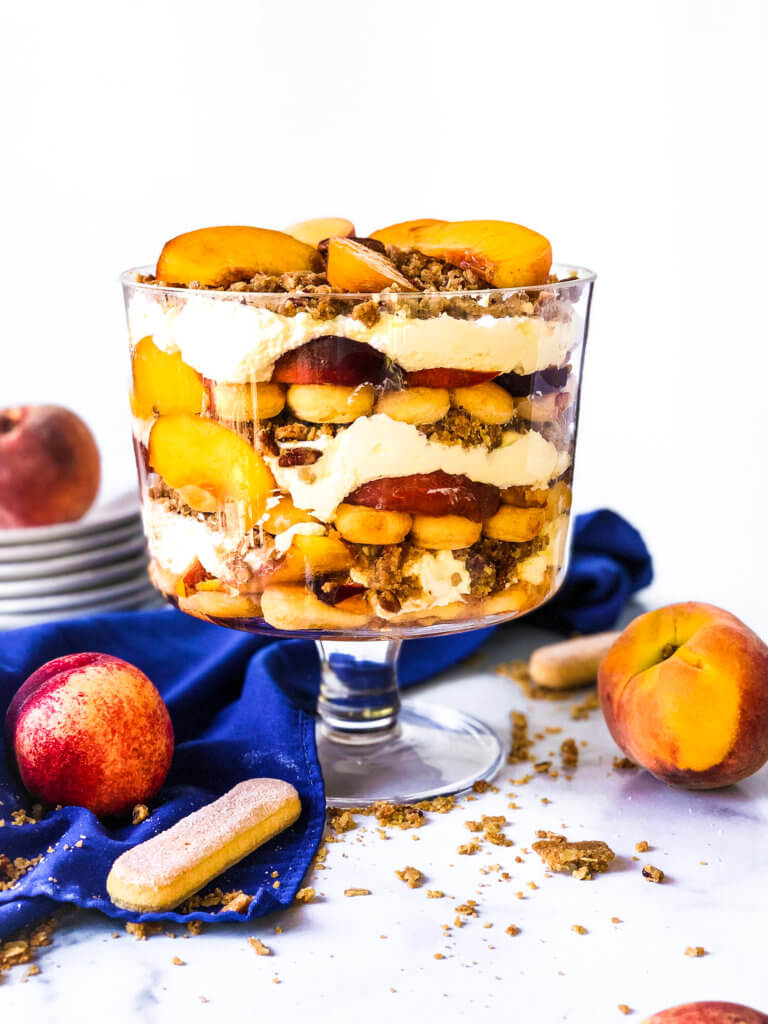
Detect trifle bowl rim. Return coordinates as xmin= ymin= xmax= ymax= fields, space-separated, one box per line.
xmin=121 ymin=262 xmax=596 ymax=300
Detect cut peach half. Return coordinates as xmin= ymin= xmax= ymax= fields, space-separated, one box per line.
xmin=326 ymin=238 xmax=413 ymax=292
xmin=412 ymin=220 xmax=552 ymax=287
xmin=148 ymin=414 xmax=274 ymax=530
xmin=156 ymin=226 xmax=321 ymax=288
xmin=131 ymin=336 xmax=206 ymax=419
xmin=369 ymin=218 xmax=447 ymax=247
xmin=285 ymin=217 xmax=355 ymax=247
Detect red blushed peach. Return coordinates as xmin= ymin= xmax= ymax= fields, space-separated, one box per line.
xmin=643 ymin=1001 xmax=768 ymax=1023
xmin=0 ymin=405 xmax=100 ymax=528
xmin=5 ymin=653 xmax=173 ymax=818
xmin=598 ymin=602 xmax=768 ymax=789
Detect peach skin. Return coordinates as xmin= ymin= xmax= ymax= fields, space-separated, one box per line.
xmin=369 ymin=217 xmax=447 ymax=247
xmin=156 ymin=225 xmax=321 ymax=287
xmin=598 ymin=602 xmax=768 ymax=789
xmin=5 ymin=653 xmax=173 ymax=818
xmin=643 ymin=1001 xmax=768 ymax=1024
xmin=0 ymin=404 xmax=100 ymax=527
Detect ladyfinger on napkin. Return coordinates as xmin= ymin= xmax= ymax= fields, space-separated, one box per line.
xmin=107 ymin=778 xmax=301 ymax=912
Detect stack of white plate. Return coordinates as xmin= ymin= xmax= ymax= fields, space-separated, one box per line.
xmin=0 ymin=492 xmax=164 ymax=630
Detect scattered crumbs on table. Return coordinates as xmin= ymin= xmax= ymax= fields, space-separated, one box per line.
xmin=248 ymin=937 xmax=272 ymax=956
xmin=642 ymin=865 xmax=665 ymax=883
xmin=395 ymin=866 xmax=423 ymax=888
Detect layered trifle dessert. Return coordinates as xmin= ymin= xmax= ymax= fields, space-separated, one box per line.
xmin=124 ymin=217 xmax=592 ymax=635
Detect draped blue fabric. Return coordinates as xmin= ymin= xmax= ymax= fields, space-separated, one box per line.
xmin=0 ymin=509 xmax=650 ymax=939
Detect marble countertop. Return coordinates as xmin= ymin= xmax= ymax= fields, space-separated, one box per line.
xmin=2 ymin=612 xmax=766 ymax=1023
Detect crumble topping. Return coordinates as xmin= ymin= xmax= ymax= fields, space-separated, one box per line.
xmin=685 ymin=945 xmax=707 ymax=957
xmin=532 ymin=833 xmax=615 ymax=879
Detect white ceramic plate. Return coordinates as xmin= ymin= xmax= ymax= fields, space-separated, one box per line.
xmin=0 ymin=589 xmax=165 ymax=630
xmin=0 ymin=533 xmax=147 ymax=581
xmin=0 ymin=576 xmax=157 ymax=614
xmin=0 ymin=554 xmax=150 ymax=599
xmin=0 ymin=521 xmax=144 ymax=563
xmin=0 ymin=491 xmax=141 ymax=546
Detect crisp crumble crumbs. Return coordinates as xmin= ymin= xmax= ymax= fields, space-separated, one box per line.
xmin=642 ymin=865 xmax=664 ymax=883
xmin=395 ymin=866 xmax=423 ymax=889
xmin=505 ymin=925 xmax=520 ymax=936
xmin=618 ymin=1004 xmax=632 ymax=1015
xmin=249 ymin=937 xmax=272 ymax=956
xmin=533 ymin=832 xmax=615 ymax=879
xmin=132 ymin=804 xmax=150 ymax=825
xmin=571 ymin=924 xmax=587 ymax=934
xmin=635 ymin=840 xmax=650 ymax=853
xmin=426 ymin=889 xmax=444 ymax=898
xmin=295 ymin=886 xmax=315 ymax=903
xmin=613 ymin=756 xmax=638 ymax=771
xmin=344 ymin=888 xmax=371 ymax=897
xmin=685 ymin=945 xmax=707 ymax=957
xmin=172 ymin=956 xmax=186 ymax=966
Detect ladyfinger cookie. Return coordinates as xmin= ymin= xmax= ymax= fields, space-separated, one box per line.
xmin=107 ymin=778 xmax=301 ymax=912
xmin=528 ymin=631 xmax=621 ymax=690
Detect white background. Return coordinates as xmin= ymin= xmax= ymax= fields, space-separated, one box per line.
xmin=1 ymin=3 xmax=767 ymax=1018
xmin=2 ymin=0 xmax=767 ymax=632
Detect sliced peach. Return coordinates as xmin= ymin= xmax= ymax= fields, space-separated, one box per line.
xmin=266 ymin=532 xmax=353 ymax=585
xmin=156 ymin=226 xmax=321 ymax=288
xmin=179 ymin=590 xmax=260 ymax=620
xmin=260 ymin=495 xmax=319 ymax=534
xmin=412 ymin=220 xmax=552 ymax=288
xmin=131 ymin=336 xmax=206 ymax=420
xmin=148 ymin=414 xmax=274 ymax=530
xmin=326 ymin=238 xmax=413 ymax=292
xmin=369 ymin=218 xmax=447 ymax=247
xmin=285 ymin=217 xmax=355 ymax=247
xmin=174 ymin=484 xmax=219 ymax=514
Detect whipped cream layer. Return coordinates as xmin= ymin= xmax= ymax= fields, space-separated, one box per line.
xmin=128 ymin=290 xmax=575 ymax=383
xmin=268 ymin=414 xmax=564 ymax=522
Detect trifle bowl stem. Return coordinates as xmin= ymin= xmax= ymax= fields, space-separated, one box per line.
xmin=315 ymin=637 xmax=503 ymax=806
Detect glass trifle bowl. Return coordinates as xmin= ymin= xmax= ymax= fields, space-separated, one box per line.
xmin=122 ymin=223 xmax=594 ymax=805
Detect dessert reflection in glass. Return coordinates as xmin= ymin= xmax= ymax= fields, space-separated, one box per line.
xmin=123 ymin=217 xmax=595 ymax=805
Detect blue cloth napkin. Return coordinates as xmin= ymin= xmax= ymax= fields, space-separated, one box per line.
xmin=0 ymin=508 xmax=651 ymax=940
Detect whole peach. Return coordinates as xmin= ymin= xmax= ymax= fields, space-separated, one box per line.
xmin=5 ymin=653 xmax=173 ymax=817
xmin=0 ymin=404 xmax=100 ymax=527
xmin=643 ymin=1001 xmax=768 ymax=1023
xmin=599 ymin=602 xmax=768 ymax=789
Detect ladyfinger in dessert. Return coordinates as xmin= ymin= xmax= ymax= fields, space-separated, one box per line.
xmin=106 ymin=778 xmax=301 ymax=912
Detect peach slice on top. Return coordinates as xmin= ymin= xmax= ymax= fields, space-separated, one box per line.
xmin=156 ymin=226 xmax=321 ymax=287
xmin=285 ymin=217 xmax=355 ymax=247
xmin=411 ymin=220 xmax=552 ymax=287
xmin=326 ymin=238 xmax=413 ymax=292
xmin=148 ymin=414 xmax=274 ymax=530
xmin=131 ymin=336 xmax=206 ymax=420
xmin=369 ymin=218 xmax=447 ymax=247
